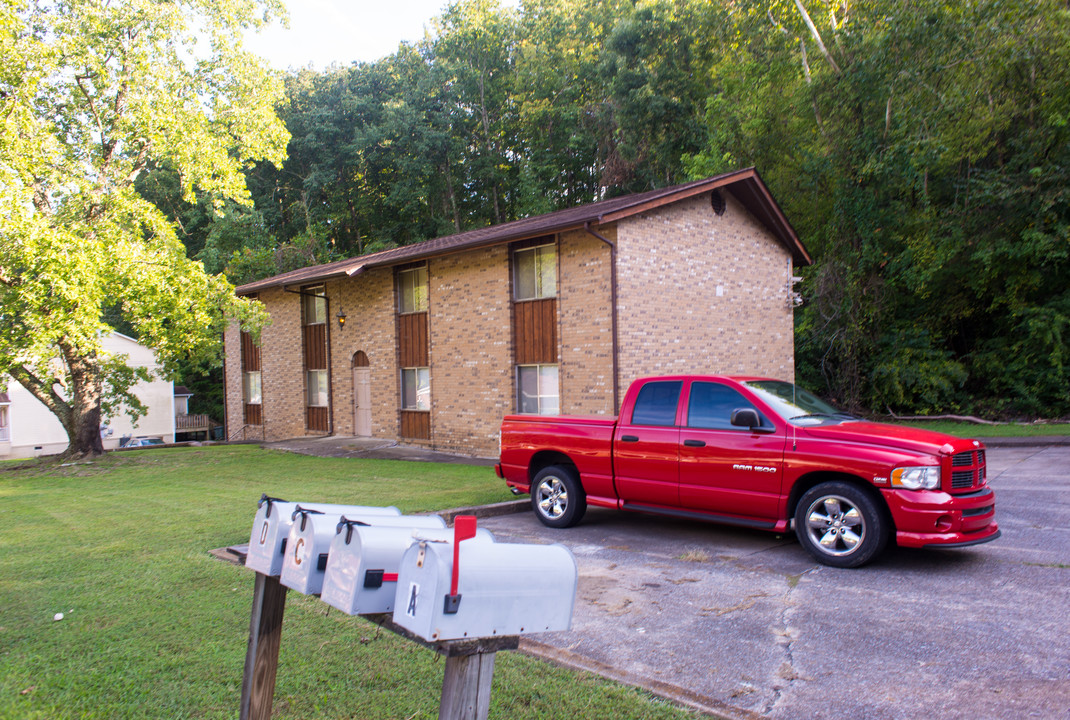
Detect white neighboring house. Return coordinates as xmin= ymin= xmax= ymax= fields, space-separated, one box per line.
xmin=0 ymin=332 xmax=175 ymax=459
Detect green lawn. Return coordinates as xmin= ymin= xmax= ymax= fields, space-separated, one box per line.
xmin=0 ymin=446 xmax=694 ymax=720
xmin=889 ymin=420 xmax=1070 ymax=437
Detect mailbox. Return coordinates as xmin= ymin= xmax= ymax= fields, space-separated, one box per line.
xmin=245 ymin=495 xmax=400 ymax=576
xmin=279 ymin=509 xmax=447 ymax=596
xmin=391 ymin=523 xmax=577 ymax=642
xmin=321 ymin=524 xmax=495 ymax=616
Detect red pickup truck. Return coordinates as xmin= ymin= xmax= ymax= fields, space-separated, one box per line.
xmin=496 ymin=375 xmax=1000 ymax=567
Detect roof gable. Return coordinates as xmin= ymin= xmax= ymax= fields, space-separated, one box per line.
xmin=236 ymin=167 xmax=809 ymax=295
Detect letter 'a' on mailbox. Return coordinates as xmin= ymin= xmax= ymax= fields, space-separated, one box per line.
xmin=280 ymin=509 xmax=448 ymax=596
xmin=321 ymin=524 xmax=495 ymax=616
xmin=392 ymin=524 xmax=578 ymax=642
xmin=245 ymin=494 xmax=401 ymax=576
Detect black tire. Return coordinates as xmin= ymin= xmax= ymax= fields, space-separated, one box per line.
xmin=794 ymin=481 xmax=888 ymax=568
xmin=531 ymin=465 xmax=586 ymax=528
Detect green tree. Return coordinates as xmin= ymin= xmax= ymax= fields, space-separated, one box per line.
xmin=687 ymin=0 xmax=1070 ymax=417
xmin=0 ymin=0 xmax=287 ymax=457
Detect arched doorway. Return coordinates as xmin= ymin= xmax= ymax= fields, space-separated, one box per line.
xmin=352 ymin=351 xmax=371 ymax=437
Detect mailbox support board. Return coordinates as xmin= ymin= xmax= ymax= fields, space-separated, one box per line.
xmin=238 ymin=571 xmax=519 ymax=720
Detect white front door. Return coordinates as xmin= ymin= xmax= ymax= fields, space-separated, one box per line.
xmin=353 ymin=367 xmax=371 ymax=436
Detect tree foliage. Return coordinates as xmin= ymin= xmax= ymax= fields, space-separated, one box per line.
xmin=152 ymin=0 xmax=1067 ymax=419
xmin=0 ymin=0 xmax=288 ymax=456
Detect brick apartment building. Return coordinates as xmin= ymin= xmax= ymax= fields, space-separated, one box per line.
xmin=224 ymin=168 xmax=811 ymax=457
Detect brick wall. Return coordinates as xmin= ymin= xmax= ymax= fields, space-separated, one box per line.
xmin=558 ymin=228 xmax=615 ymax=416
xmin=427 ymin=245 xmax=513 ymax=456
xmin=223 ymin=321 xmax=244 ymax=440
xmin=614 ymin=191 xmax=796 ymax=390
xmin=327 ymin=269 xmax=397 ymax=440
xmin=225 ymin=287 xmax=307 ymax=441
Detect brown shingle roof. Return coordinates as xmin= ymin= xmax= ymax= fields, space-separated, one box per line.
xmin=235 ymin=167 xmax=810 ymax=295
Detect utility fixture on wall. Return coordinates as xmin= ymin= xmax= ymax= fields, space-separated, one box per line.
xmin=336 ymin=311 xmax=347 ymax=329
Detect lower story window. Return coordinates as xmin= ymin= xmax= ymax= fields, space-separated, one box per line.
xmin=517 ymin=364 xmax=559 ymax=415
xmin=243 ymin=371 xmax=262 ymax=405
xmin=401 ymin=367 xmax=430 ymax=410
xmin=307 ymin=370 xmax=329 ymax=407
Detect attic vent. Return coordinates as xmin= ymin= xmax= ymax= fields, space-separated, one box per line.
xmin=710 ymin=190 xmax=726 ymax=216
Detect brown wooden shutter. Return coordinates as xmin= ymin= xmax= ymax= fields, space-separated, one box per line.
xmin=513 ymin=298 xmax=558 ymax=364
xmin=398 ymin=312 xmax=429 ymax=367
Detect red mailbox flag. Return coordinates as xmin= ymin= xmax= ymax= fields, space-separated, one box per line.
xmin=445 ymin=515 xmax=477 ymax=613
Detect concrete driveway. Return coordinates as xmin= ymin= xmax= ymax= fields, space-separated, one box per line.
xmin=478 ymin=445 xmax=1070 ymax=719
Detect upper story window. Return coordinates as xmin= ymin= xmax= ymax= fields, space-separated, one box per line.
xmin=398 ymin=266 xmax=428 ymax=314
xmin=513 ymin=243 xmax=556 ymax=301
xmin=302 ymin=285 xmax=327 ymax=325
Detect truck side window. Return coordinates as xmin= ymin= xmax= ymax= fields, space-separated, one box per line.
xmin=630 ymin=381 xmax=682 ymax=426
xmin=688 ymin=382 xmax=763 ymax=430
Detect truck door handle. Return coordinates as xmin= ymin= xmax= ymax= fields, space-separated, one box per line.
xmin=683 ymin=439 xmax=706 ymax=447
xmin=620 ymin=435 xmax=639 ymax=442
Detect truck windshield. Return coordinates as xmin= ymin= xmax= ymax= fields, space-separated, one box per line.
xmin=741 ymin=380 xmax=855 ymax=426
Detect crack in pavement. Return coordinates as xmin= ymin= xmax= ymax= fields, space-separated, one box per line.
xmin=760 ymin=568 xmax=817 ymax=715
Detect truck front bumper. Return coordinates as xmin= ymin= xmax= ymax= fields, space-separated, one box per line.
xmin=883 ymin=486 xmax=1000 ymax=549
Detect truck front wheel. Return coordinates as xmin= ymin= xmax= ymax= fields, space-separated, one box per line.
xmin=531 ymin=465 xmax=586 ymax=528
xmin=795 ymin=482 xmax=888 ymax=568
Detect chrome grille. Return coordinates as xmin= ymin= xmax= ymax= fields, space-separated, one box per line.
xmin=952 ymin=470 xmax=975 ymax=488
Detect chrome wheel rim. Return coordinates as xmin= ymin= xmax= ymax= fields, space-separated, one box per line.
xmin=804 ymin=494 xmax=865 ymax=557
xmin=536 ymin=476 xmax=568 ymax=520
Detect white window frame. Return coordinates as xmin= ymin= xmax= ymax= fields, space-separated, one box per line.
xmin=516 ymin=364 xmax=559 ymax=415
xmin=398 ymin=266 xmax=429 ymax=314
xmin=513 ymin=243 xmax=557 ymax=301
xmin=401 ymin=367 xmax=431 ymax=411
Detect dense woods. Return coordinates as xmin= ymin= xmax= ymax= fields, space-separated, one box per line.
xmin=148 ymin=0 xmax=1069 ymax=420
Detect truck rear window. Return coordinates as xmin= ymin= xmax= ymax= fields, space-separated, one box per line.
xmin=630 ymin=381 xmax=682 ymax=426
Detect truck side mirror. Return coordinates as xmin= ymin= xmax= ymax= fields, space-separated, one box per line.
xmin=731 ymin=408 xmax=764 ymax=431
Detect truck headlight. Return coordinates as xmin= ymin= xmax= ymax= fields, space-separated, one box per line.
xmin=891 ymin=466 xmax=941 ymax=490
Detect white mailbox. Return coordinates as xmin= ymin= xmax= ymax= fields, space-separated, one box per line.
xmin=279 ymin=510 xmax=447 ymax=596
xmin=245 ymin=495 xmax=400 ymax=576
xmin=392 ymin=521 xmax=577 ymax=642
xmin=321 ymin=524 xmax=495 ymax=616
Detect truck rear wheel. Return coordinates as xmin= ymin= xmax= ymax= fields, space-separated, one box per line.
xmin=531 ymin=465 xmax=586 ymax=528
xmin=795 ymin=481 xmax=888 ymax=568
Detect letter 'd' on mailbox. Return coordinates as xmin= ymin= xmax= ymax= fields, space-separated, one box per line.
xmin=392 ymin=538 xmax=577 ymax=641
xmin=245 ymin=495 xmax=401 ymax=576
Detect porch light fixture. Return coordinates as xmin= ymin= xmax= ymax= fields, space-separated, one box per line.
xmin=336 ymin=311 xmax=347 ymax=329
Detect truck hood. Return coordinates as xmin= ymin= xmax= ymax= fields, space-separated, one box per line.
xmin=801 ymin=421 xmax=980 ymax=457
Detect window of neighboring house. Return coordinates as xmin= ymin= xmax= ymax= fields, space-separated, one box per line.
xmin=517 ymin=364 xmax=559 ymax=415
xmin=303 ymin=285 xmax=327 ymax=324
xmin=398 ymin=266 xmax=428 ymax=314
xmin=401 ymin=367 xmax=430 ymax=410
xmin=0 ymin=404 xmax=9 ymax=441
xmin=513 ymin=243 xmax=557 ymax=301
xmin=307 ymin=370 xmax=329 ymax=407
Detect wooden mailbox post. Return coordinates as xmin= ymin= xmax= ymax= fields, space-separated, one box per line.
xmin=238 ymin=571 xmax=518 ymax=720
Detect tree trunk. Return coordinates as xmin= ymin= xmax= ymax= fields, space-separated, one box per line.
xmin=64 ymin=403 xmax=105 ymax=457
xmin=61 ymin=344 xmax=105 ymax=458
